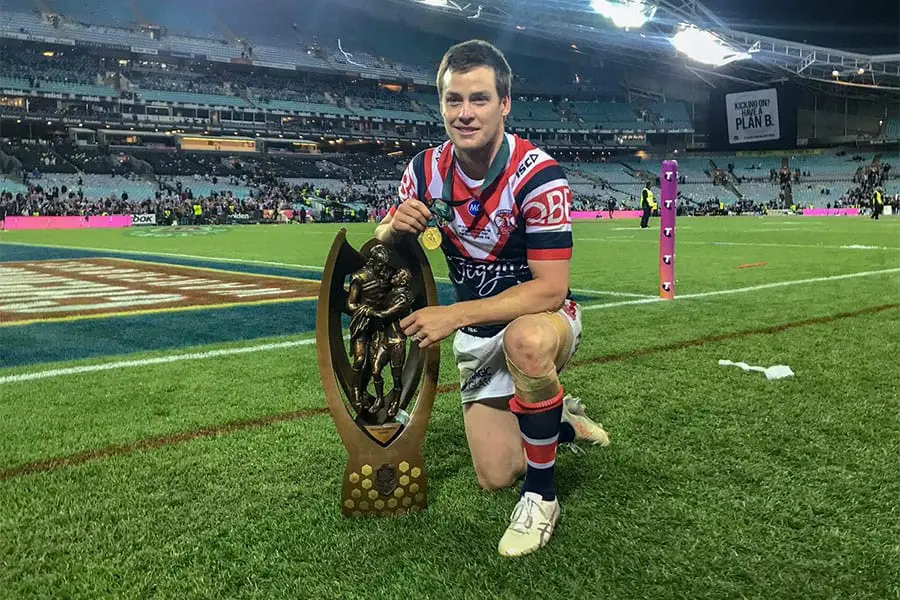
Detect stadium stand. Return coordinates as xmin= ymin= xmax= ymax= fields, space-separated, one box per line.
xmin=0 ymin=2 xmax=896 ymax=223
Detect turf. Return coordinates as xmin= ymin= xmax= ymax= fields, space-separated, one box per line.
xmin=1 ymin=216 xmax=899 ymax=599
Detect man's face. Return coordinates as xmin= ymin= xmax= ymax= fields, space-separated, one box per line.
xmin=440 ymin=66 xmax=510 ymax=154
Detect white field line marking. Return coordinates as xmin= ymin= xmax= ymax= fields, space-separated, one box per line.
xmin=583 ymin=267 xmax=900 ymax=311
xmin=609 ymin=226 xmax=691 ymax=231
xmin=575 ymin=238 xmax=900 ymax=251
xmin=0 ymin=338 xmax=320 ymax=385
xmin=570 ymin=287 xmax=655 ymax=298
xmin=0 ymin=241 xmax=329 ymax=272
xmin=0 ymin=242 xmax=647 ymax=300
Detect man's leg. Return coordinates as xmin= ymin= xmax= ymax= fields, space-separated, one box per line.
xmin=463 ymin=400 xmax=525 ymax=491
xmin=497 ymin=313 xmax=570 ymax=557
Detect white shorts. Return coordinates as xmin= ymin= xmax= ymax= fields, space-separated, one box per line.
xmin=453 ymin=300 xmax=583 ymax=405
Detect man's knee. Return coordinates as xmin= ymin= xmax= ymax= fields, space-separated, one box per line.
xmin=503 ymin=315 xmax=567 ymax=402
xmin=503 ymin=315 xmax=559 ymax=376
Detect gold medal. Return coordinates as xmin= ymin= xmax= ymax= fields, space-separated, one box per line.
xmin=421 ymin=227 xmax=442 ymax=251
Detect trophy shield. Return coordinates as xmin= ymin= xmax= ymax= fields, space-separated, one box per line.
xmin=316 ymin=230 xmax=440 ymax=517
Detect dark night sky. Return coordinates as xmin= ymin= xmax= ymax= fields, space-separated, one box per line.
xmin=702 ymin=0 xmax=900 ymax=53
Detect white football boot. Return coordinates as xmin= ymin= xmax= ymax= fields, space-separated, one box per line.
xmin=562 ymin=395 xmax=610 ymax=446
xmin=497 ymin=492 xmax=561 ymax=558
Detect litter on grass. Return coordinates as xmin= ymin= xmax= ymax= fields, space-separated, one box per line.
xmin=718 ymin=360 xmax=794 ymax=380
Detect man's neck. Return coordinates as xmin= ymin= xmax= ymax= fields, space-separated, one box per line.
xmin=454 ymin=132 xmax=504 ymax=181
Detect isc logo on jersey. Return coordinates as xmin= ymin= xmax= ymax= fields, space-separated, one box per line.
xmin=523 ymin=187 xmax=571 ymax=226
xmin=511 ymin=151 xmax=546 ymax=190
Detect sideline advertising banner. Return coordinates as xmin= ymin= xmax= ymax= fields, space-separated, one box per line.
xmin=132 ymin=213 xmax=157 ymax=226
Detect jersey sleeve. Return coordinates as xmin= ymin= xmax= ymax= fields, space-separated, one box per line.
xmin=514 ymin=156 xmax=573 ymax=261
xmin=390 ymin=152 xmax=425 ymax=217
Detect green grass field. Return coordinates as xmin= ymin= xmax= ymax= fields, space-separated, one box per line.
xmin=1 ymin=216 xmax=899 ymax=600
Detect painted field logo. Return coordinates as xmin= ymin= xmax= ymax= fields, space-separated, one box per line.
xmin=0 ymin=258 xmax=318 ymax=323
xmin=128 ymin=226 xmax=226 ymax=238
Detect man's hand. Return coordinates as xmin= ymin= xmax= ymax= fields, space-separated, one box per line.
xmin=389 ymin=199 xmax=432 ymax=235
xmin=400 ymin=305 xmax=461 ymax=349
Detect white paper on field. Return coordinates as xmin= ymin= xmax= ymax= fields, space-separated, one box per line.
xmin=718 ymin=360 xmax=794 ymax=380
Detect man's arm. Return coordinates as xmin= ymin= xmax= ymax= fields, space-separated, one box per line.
xmin=451 ymin=259 xmax=570 ymax=329
xmin=448 ymin=154 xmax=574 ymax=326
xmin=375 ymin=155 xmax=431 ymax=244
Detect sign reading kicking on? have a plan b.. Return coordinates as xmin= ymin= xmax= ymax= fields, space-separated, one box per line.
xmin=726 ymin=88 xmax=780 ymax=144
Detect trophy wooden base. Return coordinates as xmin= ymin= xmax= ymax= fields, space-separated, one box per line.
xmin=341 ymin=441 xmax=427 ymax=518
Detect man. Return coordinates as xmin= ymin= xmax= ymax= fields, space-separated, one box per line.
xmin=871 ymin=187 xmax=884 ymax=220
xmin=374 ymin=39 xmax=609 ymax=558
xmin=640 ymin=182 xmax=653 ymax=228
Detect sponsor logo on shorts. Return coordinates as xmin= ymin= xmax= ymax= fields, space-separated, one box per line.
xmin=461 ymin=366 xmax=493 ymax=393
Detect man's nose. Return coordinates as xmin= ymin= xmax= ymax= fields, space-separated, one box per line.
xmin=458 ymin=102 xmax=475 ymax=120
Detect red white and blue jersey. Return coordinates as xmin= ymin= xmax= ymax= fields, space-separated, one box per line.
xmin=392 ymin=133 xmax=574 ymax=337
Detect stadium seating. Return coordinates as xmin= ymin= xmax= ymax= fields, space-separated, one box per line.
xmin=43 ymin=0 xmax=133 ymax=28
xmin=507 ymin=101 xmax=571 ymax=130
xmin=136 ymin=89 xmax=250 ymax=108
xmin=0 ymin=77 xmax=31 ymax=92
xmin=883 ymin=117 xmax=899 ymax=141
xmin=24 ymin=173 xmax=157 ymax=200
xmin=35 ymin=81 xmax=117 ymax=98
xmin=259 ymin=99 xmax=352 ymax=117
xmin=568 ymin=101 xmax=641 ymax=129
xmin=0 ymin=177 xmax=28 ymax=195
xmin=648 ymin=102 xmax=693 ymax=130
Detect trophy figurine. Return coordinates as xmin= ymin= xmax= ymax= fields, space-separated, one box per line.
xmin=316 ymin=230 xmax=440 ymax=517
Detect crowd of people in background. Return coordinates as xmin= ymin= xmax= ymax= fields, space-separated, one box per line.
xmin=1 ymin=139 xmax=897 ymax=223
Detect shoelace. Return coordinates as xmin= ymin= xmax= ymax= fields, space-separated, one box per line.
xmin=559 ymin=442 xmax=587 ymax=455
xmin=509 ymin=497 xmax=538 ymax=532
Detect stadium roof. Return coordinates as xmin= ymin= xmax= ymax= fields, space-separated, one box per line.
xmin=363 ymin=0 xmax=900 ymax=99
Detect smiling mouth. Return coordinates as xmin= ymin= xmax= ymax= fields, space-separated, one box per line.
xmin=455 ymin=126 xmax=479 ymax=134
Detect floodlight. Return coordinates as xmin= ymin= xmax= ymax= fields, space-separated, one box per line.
xmin=669 ymin=24 xmax=751 ymax=67
xmin=590 ymin=0 xmax=657 ymax=29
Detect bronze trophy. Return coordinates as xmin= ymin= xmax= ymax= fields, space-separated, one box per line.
xmin=316 ymin=230 xmax=440 ymax=517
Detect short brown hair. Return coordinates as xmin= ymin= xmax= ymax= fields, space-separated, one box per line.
xmin=436 ymin=39 xmax=512 ymax=99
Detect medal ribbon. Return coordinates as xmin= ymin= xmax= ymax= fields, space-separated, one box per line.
xmin=429 ymin=135 xmax=510 ymax=228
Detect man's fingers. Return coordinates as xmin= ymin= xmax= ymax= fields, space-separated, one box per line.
xmin=405 ymin=199 xmax=433 ymax=222
xmin=393 ymin=218 xmax=421 ymax=234
xmin=394 ymin=211 xmax=426 ymax=233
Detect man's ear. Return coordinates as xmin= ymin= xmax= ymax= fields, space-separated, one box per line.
xmin=500 ymin=96 xmax=511 ymax=119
